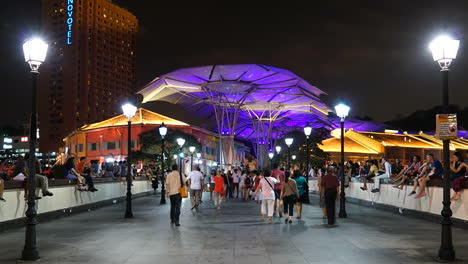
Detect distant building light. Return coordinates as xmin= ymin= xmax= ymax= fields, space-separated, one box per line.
xmin=21 ymin=137 xmax=29 ymax=142
xmin=3 ymin=144 xmax=12 ymax=149
xmin=3 ymin=138 xmax=12 ymax=143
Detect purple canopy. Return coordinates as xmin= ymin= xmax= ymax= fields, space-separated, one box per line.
xmin=138 ymin=64 xmax=332 ymax=142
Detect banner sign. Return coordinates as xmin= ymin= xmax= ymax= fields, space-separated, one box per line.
xmin=436 ymin=114 xmax=457 ymax=140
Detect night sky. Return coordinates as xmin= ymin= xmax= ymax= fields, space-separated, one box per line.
xmin=2 ymin=0 xmax=468 ymax=128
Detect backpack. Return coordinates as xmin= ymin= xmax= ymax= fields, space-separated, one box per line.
xmin=244 ymin=176 xmax=251 ymax=186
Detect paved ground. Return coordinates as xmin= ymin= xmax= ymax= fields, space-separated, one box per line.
xmin=1 ymin=193 xmax=468 ymax=264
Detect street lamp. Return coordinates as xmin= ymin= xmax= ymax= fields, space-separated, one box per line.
xmin=189 ymin=146 xmax=196 ymax=171
xmin=196 ymin=152 xmax=202 ymax=167
xmin=430 ymin=34 xmax=459 ymax=261
xmin=285 ymin=138 xmax=293 ymax=170
xmin=122 ymin=103 xmax=137 ymax=219
xmin=275 ymin=146 xmax=281 ymax=154
xmin=291 ymin=155 xmax=296 ymax=169
xmin=176 ymin=138 xmax=185 ymax=176
xmin=22 ymin=37 xmax=48 ymax=261
xmin=335 ymin=103 xmax=350 ymax=219
xmin=304 ymin=123 xmax=312 ymax=179
xmin=159 ymin=122 xmax=167 ymax=204
xmin=268 ymin=152 xmax=274 ymax=169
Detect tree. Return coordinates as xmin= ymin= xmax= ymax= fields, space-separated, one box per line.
xmin=272 ymin=127 xmax=330 ymax=169
xmin=134 ymin=127 xmax=202 ymax=166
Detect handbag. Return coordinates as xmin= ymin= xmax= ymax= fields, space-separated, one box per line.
xmin=264 ymin=177 xmax=279 ymax=199
xmin=179 ymin=172 xmax=188 ymax=198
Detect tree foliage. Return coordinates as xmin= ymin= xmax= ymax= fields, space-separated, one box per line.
xmin=271 ymin=127 xmax=330 ymax=169
xmin=133 ymin=127 xmax=202 ymax=166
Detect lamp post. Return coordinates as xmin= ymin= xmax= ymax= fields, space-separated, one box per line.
xmin=189 ymin=146 xmax=196 ymax=171
xmin=122 ymin=103 xmax=138 ymax=218
xmin=291 ymin=155 xmax=296 ymax=169
xmin=268 ymin=152 xmax=274 ymax=169
xmin=159 ymin=123 xmax=168 ymax=204
xmin=430 ymin=35 xmax=459 ymax=261
xmin=177 ymin=138 xmax=185 ymax=175
xmin=285 ymin=138 xmax=293 ymax=170
xmin=303 ymin=123 xmax=312 ymax=204
xmin=335 ymin=103 xmax=350 ymax=219
xmin=304 ymin=123 xmax=312 ymax=179
xmin=21 ymin=37 xmax=48 ymax=261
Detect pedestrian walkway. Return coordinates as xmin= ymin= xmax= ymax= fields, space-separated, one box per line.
xmin=1 ymin=194 xmax=468 ymax=263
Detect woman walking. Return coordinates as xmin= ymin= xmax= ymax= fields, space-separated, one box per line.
xmin=254 ymin=169 xmax=278 ymax=222
xmin=280 ymin=171 xmax=299 ymax=223
xmin=213 ymin=170 xmax=225 ymax=209
xmin=292 ymin=170 xmax=307 ymax=219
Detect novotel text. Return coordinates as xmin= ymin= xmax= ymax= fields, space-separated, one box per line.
xmin=66 ymin=0 xmax=74 ymax=45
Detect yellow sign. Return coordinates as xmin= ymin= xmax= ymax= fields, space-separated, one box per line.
xmin=436 ymin=114 xmax=457 ymax=140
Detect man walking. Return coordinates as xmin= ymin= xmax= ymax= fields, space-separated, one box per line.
xmin=166 ymin=164 xmax=187 ymax=226
xmin=272 ymin=164 xmax=285 ymax=217
xmin=321 ymin=168 xmax=340 ymax=225
xmin=188 ymin=166 xmax=204 ymax=211
xmin=232 ymin=168 xmax=241 ymax=198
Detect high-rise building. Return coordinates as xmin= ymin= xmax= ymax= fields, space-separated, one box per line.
xmin=39 ymin=0 xmax=138 ymax=152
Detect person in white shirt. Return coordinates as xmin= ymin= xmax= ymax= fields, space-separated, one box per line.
xmin=232 ymin=168 xmax=241 ymax=198
xmin=239 ymin=171 xmax=246 ymax=200
xmin=187 ymin=166 xmax=204 ymax=210
xmin=254 ymin=169 xmax=278 ymax=222
xmin=165 ymin=164 xmax=187 ymax=226
xmin=371 ymin=157 xmax=392 ymax=193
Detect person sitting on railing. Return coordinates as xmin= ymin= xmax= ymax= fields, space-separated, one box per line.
xmin=64 ymin=157 xmax=86 ymax=191
xmin=12 ymin=156 xmax=54 ymax=199
xmin=82 ymin=167 xmax=98 ymax=192
xmin=392 ymin=158 xmax=403 ymax=175
xmin=360 ymin=160 xmax=379 ymax=191
xmin=0 ymin=178 xmax=5 ymax=202
xmin=449 ymin=152 xmax=467 ymax=201
xmin=371 ymin=157 xmax=393 ymax=193
xmin=392 ymin=155 xmax=422 ymax=189
xmin=413 ymin=154 xmax=444 ymax=199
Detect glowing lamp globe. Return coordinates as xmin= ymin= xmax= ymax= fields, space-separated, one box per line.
xmin=189 ymin=146 xmax=196 ymax=153
xmin=275 ymin=146 xmax=281 ymax=154
xmin=304 ymin=123 xmax=312 ymax=138
xmin=122 ymin=103 xmax=137 ymax=121
xmin=23 ymin=38 xmax=48 ymax=72
xmin=335 ymin=103 xmax=350 ymax=121
xmin=196 ymin=153 xmax=201 ymax=159
xmin=159 ymin=123 xmax=167 ymax=138
xmin=176 ymin=138 xmax=185 ymax=147
xmin=285 ymin=138 xmax=294 ymax=147
xmin=173 ymin=154 xmax=178 ymax=160
xmin=429 ymin=35 xmax=460 ymax=70
xmin=268 ymin=152 xmax=274 ymax=159
xmin=292 ymin=155 xmax=297 ymax=160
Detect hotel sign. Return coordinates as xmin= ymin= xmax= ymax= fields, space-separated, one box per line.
xmin=436 ymin=114 xmax=458 ymax=140
xmin=66 ymin=0 xmax=74 ymax=45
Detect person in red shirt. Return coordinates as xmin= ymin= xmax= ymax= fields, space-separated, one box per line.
xmin=213 ymin=170 xmax=225 ymax=210
xmin=321 ymin=169 xmax=340 ymax=225
xmin=272 ymin=164 xmax=285 ymax=217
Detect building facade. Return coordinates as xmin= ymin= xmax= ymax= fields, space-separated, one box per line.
xmin=39 ymin=0 xmax=138 ymax=152
xmin=63 ymin=108 xmax=249 ymax=175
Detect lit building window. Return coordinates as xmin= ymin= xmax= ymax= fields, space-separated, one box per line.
xmin=21 ymin=137 xmax=28 ymax=142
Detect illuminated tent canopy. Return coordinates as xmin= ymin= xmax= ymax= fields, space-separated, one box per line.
xmin=138 ymin=64 xmax=332 ymax=166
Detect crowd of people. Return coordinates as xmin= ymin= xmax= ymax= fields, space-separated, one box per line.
xmin=164 ymin=162 xmax=342 ymax=227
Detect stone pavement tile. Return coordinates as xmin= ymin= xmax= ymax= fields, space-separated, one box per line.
xmin=234 ymin=254 xmax=272 ymax=264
